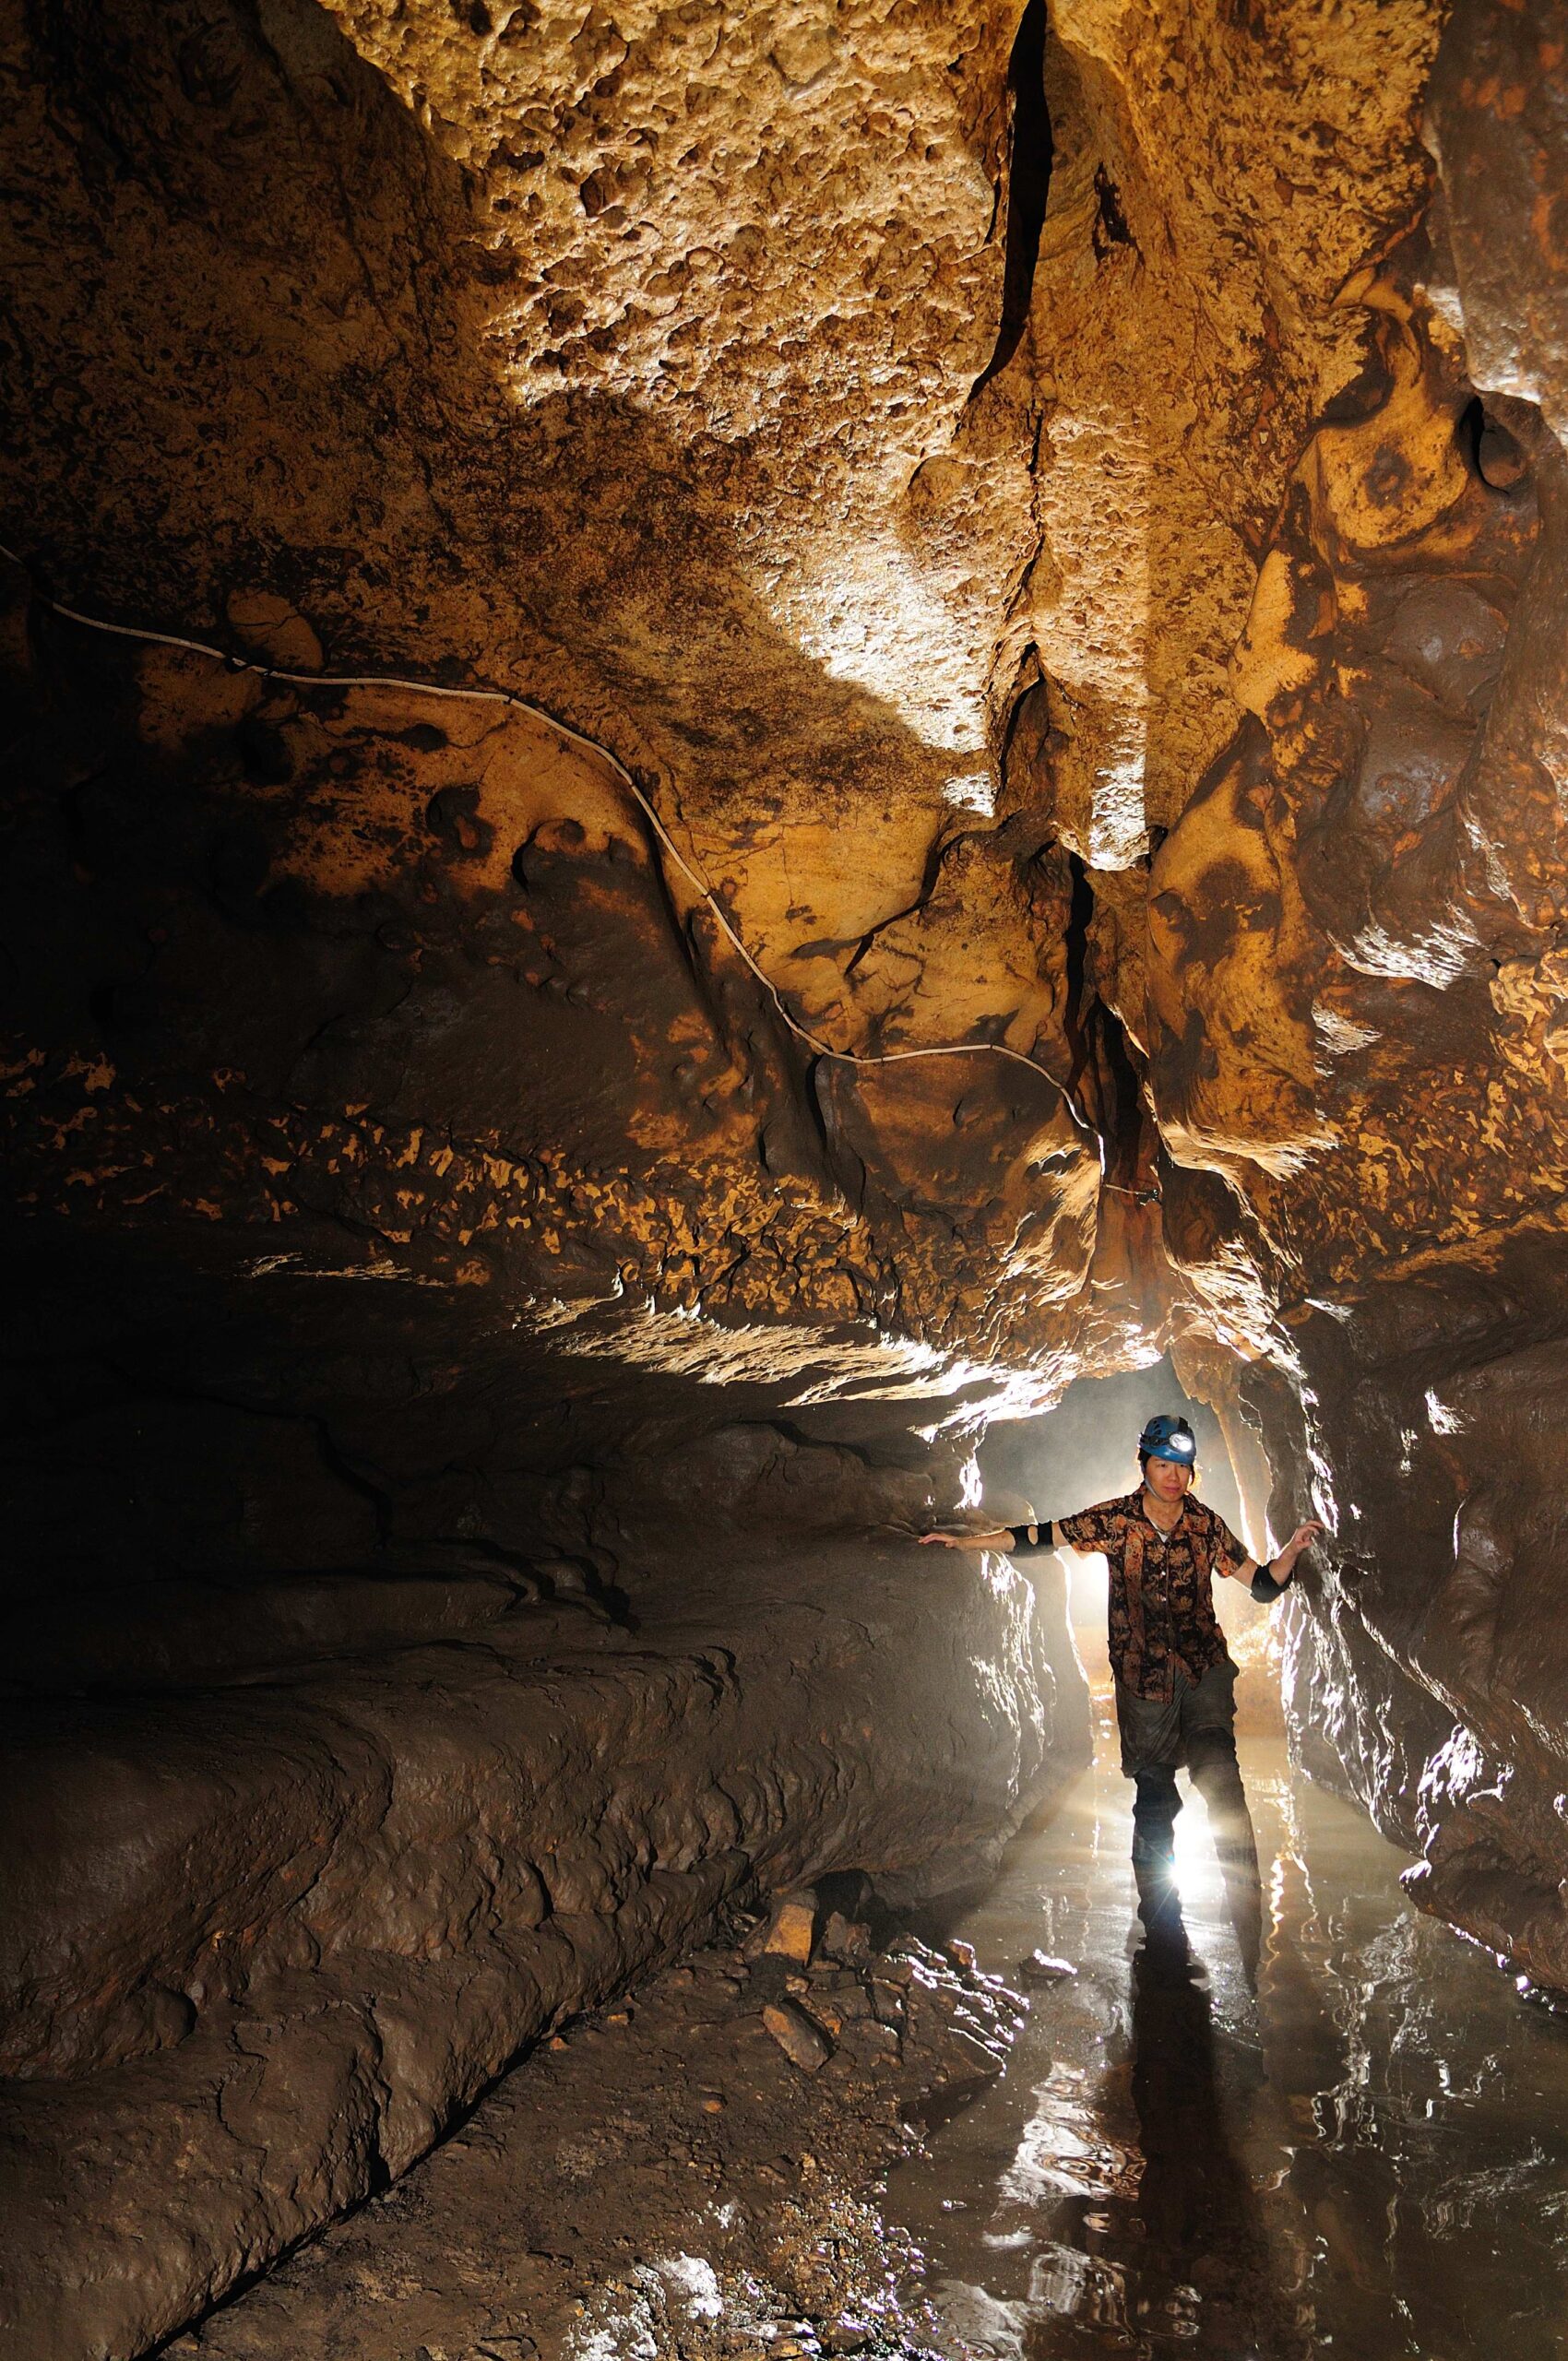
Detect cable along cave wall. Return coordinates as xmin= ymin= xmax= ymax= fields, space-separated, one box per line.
xmin=6 ymin=0 xmax=1568 ymax=2355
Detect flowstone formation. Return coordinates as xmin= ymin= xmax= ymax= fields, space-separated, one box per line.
xmin=1148 ymin=0 xmax=1568 ymax=2001
xmin=6 ymin=0 xmax=1568 ymax=2353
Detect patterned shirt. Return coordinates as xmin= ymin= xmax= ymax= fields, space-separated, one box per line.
xmin=1012 ymin=1492 xmax=1249 ymax=1701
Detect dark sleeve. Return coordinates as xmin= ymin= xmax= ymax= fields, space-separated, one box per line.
xmin=1054 ymin=1501 xmax=1122 ymax=1551
xmin=1005 ymin=1521 xmax=1055 ymax=1553
xmin=1206 ymin=1505 xmax=1251 ymax=1570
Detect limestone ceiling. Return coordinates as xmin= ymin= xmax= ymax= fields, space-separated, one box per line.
xmin=6 ymin=0 xmax=1567 ymax=1418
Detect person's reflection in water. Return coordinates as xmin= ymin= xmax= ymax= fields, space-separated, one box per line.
xmin=1124 ymin=1930 xmax=1308 ymax=2358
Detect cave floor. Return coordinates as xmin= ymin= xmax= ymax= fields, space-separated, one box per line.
xmin=163 ymin=1718 xmax=1568 ymax=2361
xmin=894 ymin=1717 xmax=1568 ymax=2361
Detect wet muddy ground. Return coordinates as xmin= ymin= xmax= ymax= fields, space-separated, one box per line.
xmin=163 ymin=1902 xmax=1025 ymax=2361
xmin=896 ymin=1719 xmax=1568 ymax=2361
xmin=167 ymin=1713 xmax=1568 ymax=2361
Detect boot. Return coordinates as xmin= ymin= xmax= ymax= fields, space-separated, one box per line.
xmin=1131 ymin=1768 xmax=1185 ymax=1954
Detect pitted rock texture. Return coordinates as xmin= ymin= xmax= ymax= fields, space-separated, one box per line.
xmin=2 ymin=557 xmax=1111 ymax=1384
xmin=1138 ymin=0 xmax=1568 ymax=2004
xmin=10 ymin=0 xmax=1568 ymax=2353
xmin=0 ymin=0 xmax=1452 ymax=1398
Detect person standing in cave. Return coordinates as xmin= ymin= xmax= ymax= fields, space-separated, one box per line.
xmin=921 ymin=1414 xmax=1322 ymax=1964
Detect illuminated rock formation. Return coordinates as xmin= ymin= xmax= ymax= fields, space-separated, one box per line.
xmin=6 ymin=0 xmax=1568 ymax=2352
xmin=1147 ymin=0 xmax=1568 ymax=1995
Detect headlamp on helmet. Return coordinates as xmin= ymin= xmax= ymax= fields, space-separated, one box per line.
xmin=1139 ymin=1413 xmax=1196 ymax=1466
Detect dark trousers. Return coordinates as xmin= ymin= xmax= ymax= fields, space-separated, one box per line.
xmin=1117 ymin=1662 xmax=1259 ymax=1880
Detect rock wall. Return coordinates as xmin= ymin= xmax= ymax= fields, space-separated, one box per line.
xmin=9 ymin=0 xmax=1568 ymax=2351
xmin=2 ymin=1472 xmax=1082 ymax=2358
xmin=1144 ymin=0 xmax=1568 ymax=1998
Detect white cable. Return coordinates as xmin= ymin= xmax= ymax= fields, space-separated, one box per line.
xmin=3 ymin=542 xmax=1084 ymax=1112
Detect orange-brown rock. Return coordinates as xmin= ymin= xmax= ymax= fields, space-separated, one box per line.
xmin=1146 ymin=0 xmax=1568 ymax=2001
xmin=10 ymin=0 xmax=1568 ymax=2352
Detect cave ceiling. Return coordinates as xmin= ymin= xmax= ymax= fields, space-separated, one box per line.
xmin=5 ymin=0 xmax=1506 ymax=1413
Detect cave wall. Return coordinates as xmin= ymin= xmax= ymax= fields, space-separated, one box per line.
xmin=0 ymin=1236 xmax=1091 ymax=2358
xmin=0 ymin=0 xmax=1455 ymax=1388
xmin=9 ymin=0 xmax=1568 ymax=2352
xmin=3 ymin=1456 xmax=1081 ymax=2360
xmin=1146 ymin=0 xmax=1568 ymax=1994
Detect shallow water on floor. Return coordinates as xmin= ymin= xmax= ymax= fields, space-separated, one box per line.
xmin=889 ymin=1720 xmax=1568 ymax=2361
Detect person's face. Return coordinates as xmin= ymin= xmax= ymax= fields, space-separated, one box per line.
xmin=1144 ymin=1453 xmax=1193 ymax=1502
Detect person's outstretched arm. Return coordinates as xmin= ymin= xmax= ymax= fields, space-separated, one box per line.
xmin=1214 ymin=1514 xmax=1324 ymax=1596
xmin=920 ymin=1519 xmax=1067 ymax=1554
xmin=919 ymin=1524 xmax=1025 ymax=1552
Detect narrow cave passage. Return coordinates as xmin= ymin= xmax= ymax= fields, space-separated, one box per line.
xmin=140 ymin=1466 xmax=1568 ymax=2361
xmin=9 ymin=0 xmax=1568 ymax=2356
xmin=128 ymin=1353 xmax=1560 ymax=2361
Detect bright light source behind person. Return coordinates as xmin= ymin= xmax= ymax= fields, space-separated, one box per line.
xmin=922 ymin=1412 xmax=1323 ymax=1980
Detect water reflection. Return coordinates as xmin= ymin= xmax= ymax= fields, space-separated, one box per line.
xmin=1124 ymin=1936 xmax=1310 ymax=2357
xmin=890 ymin=1726 xmax=1568 ymax=2359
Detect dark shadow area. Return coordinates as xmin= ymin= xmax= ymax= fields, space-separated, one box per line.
xmin=969 ymin=0 xmax=1053 ymax=398
xmin=1058 ymin=854 xmax=1148 ymax=1188
xmin=1115 ymin=1938 xmax=1300 ymax=2355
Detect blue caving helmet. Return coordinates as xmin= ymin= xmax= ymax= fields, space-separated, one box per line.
xmin=1139 ymin=1412 xmax=1196 ymax=1466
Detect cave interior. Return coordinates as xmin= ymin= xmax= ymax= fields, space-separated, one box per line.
xmin=6 ymin=0 xmax=1568 ymax=2354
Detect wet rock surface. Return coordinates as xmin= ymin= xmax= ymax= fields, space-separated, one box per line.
xmin=0 ymin=1510 xmax=1085 ymax=2361
xmin=158 ymin=1919 xmax=1033 ymax=2361
xmin=892 ymin=1726 xmax=1568 ymax=2361
xmin=110 ymin=1726 xmax=1568 ymax=2361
